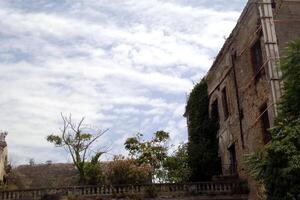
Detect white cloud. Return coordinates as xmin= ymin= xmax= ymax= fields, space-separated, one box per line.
xmin=0 ymin=0 xmax=247 ymax=164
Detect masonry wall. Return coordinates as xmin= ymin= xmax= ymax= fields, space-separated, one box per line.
xmin=0 ymin=146 xmax=8 ymax=182
xmin=206 ymin=0 xmax=271 ymax=174
xmin=0 ymin=132 xmax=8 ymax=183
xmin=275 ymin=0 xmax=300 ymax=52
xmin=205 ymin=0 xmax=300 ymax=199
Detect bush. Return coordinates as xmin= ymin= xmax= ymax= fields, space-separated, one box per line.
xmin=246 ymin=119 xmax=300 ymax=200
xmin=83 ymin=152 xmax=105 ymax=185
xmin=278 ymin=38 xmax=300 ymax=120
xmin=84 ymin=162 xmax=105 ymax=185
xmin=163 ymin=144 xmax=190 ymax=183
xmin=105 ymin=156 xmax=152 ymax=185
xmin=245 ymin=38 xmax=300 ymax=200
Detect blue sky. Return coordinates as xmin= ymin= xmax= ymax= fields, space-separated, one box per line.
xmin=0 ymin=0 xmax=247 ymax=165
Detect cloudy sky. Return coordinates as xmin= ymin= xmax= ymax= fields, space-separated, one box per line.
xmin=0 ymin=0 xmax=247 ymax=165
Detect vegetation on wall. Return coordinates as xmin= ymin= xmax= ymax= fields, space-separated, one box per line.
xmin=186 ymin=79 xmax=220 ymax=181
xmin=246 ymin=38 xmax=300 ymax=200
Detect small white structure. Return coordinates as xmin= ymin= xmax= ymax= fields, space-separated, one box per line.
xmin=0 ymin=132 xmax=8 ymax=183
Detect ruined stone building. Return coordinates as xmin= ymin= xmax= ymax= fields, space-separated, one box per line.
xmin=0 ymin=132 xmax=8 ymax=183
xmin=185 ymin=0 xmax=300 ymax=199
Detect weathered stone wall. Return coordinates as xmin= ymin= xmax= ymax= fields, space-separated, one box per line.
xmin=0 ymin=182 xmax=249 ymax=200
xmin=205 ymin=0 xmax=300 ymax=199
xmin=79 ymin=195 xmax=248 ymax=200
xmin=206 ymin=0 xmax=269 ymax=174
xmin=275 ymin=0 xmax=300 ymax=52
xmin=0 ymin=132 xmax=8 ymax=182
xmin=0 ymin=147 xmax=8 ymax=182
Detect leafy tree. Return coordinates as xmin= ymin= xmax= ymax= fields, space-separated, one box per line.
xmin=278 ymin=38 xmax=300 ymax=120
xmin=105 ymin=155 xmax=151 ymax=185
xmin=47 ymin=114 xmax=108 ymax=183
xmin=163 ymin=143 xmax=190 ymax=183
xmin=186 ymin=80 xmax=220 ymax=181
xmin=246 ymin=38 xmax=300 ymax=200
xmin=84 ymin=152 xmax=105 ymax=185
xmin=124 ymin=131 xmax=169 ymax=182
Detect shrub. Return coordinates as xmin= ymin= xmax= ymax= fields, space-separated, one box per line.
xmin=163 ymin=143 xmax=191 ymax=183
xmin=83 ymin=152 xmax=105 ymax=185
xmin=105 ymin=156 xmax=151 ymax=185
xmin=245 ymin=38 xmax=300 ymax=200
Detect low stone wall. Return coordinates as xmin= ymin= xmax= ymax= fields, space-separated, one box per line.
xmin=0 ymin=181 xmax=248 ymax=200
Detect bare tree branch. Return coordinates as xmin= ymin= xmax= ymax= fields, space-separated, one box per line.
xmin=47 ymin=113 xmax=108 ymax=183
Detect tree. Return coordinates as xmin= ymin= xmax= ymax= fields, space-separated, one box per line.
xmin=47 ymin=113 xmax=108 ymax=183
xmin=163 ymin=143 xmax=190 ymax=183
xmin=246 ymin=38 xmax=300 ymax=200
xmin=278 ymin=38 xmax=300 ymax=120
xmin=84 ymin=152 xmax=105 ymax=185
xmin=105 ymin=155 xmax=152 ymax=185
xmin=186 ymin=80 xmax=220 ymax=181
xmin=124 ymin=130 xmax=169 ymax=182
xmin=29 ymin=158 xmax=35 ymax=166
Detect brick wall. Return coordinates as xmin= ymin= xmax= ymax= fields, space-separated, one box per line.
xmin=204 ymin=0 xmax=300 ymax=199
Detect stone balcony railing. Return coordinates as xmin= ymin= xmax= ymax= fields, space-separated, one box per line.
xmin=0 ymin=181 xmax=249 ymax=200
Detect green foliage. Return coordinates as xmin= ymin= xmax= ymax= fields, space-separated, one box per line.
xmin=124 ymin=131 xmax=169 ymax=182
xmin=246 ymin=119 xmax=300 ymax=200
xmin=163 ymin=143 xmax=190 ymax=183
xmin=278 ymin=38 xmax=300 ymax=120
xmin=46 ymin=135 xmax=63 ymax=146
xmin=47 ymin=114 xmax=107 ymax=184
xmin=84 ymin=152 xmax=105 ymax=185
xmin=245 ymin=38 xmax=300 ymax=200
xmin=186 ymin=80 xmax=220 ymax=181
xmin=105 ymin=156 xmax=151 ymax=185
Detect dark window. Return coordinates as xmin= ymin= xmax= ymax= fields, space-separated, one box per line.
xmin=240 ymin=108 xmax=244 ymax=119
xmin=271 ymin=0 xmax=276 ymax=8
xmin=211 ymin=99 xmax=219 ymax=122
xmin=222 ymin=88 xmax=229 ymax=120
xmin=260 ymin=103 xmax=271 ymax=144
xmin=228 ymin=144 xmax=237 ymax=174
xmin=251 ymin=39 xmax=263 ymax=78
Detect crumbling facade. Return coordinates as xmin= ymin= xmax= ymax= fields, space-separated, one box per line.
xmin=0 ymin=132 xmax=8 ymax=183
xmin=186 ymin=0 xmax=300 ymax=199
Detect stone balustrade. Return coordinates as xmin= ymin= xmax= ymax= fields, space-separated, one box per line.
xmin=0 ymin=181 xmax=248 ymax=200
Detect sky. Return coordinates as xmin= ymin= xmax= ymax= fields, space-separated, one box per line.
xmin=0 ymin=0 xmax=247 ymax=165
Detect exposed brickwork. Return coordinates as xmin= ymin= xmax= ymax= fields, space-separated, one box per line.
xmin=201 ymin=0 xmax=300 ymax=199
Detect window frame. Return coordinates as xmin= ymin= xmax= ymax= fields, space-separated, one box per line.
xmin=221 ymin=87 xmax=230 ymax=120
xmin=260 ymin=103 xmax=272 ymax=144
xmin=250 ymin=38 xmax=264 ymax=79
xmin=211 ymin=98 xmax=220 ymax=123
